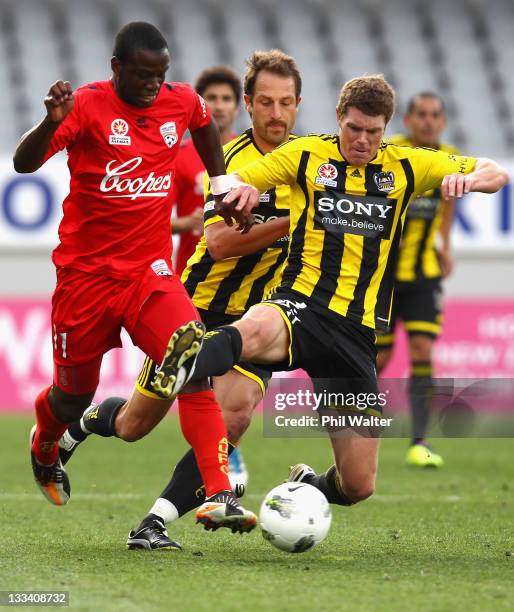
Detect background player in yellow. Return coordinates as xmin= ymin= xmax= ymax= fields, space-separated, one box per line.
xmin=58 ymin=50 xmax=300 ymax=550
xmin=376 ymin=92 xmax=458 ymax=468
xmin=171 ymin=75 xmax=508 ymax=512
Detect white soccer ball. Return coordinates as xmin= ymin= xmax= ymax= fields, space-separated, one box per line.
xmin=259 ymin=482 xmax=332 ymax=553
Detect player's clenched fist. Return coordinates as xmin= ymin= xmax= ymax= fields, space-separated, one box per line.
xmin=44 ymin=80 xmax=74 ymax=123
xmin=441 ymin=173 xmax=473 ymax=199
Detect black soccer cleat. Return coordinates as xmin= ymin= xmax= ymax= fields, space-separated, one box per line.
xmin=127 ymin=517 xmax=182 ymax=551
xmin=30 ymin=425 xmax=71 ymax=506
xmin=195 ymin=490 xmax=257 ymax=534
xmin=287 ymin=463 xmax=316 ymax=484
xmin=151 ymin=321 xmax=205 ymax=399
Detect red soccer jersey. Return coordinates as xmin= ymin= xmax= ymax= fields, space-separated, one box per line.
xmin=44 ymin=80 xmax=211 ymax=279
xmin=174 ymin=133 xmax=237 ymax=275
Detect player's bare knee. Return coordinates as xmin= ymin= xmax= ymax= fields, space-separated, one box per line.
xmin=409 ymin=334 xmax=433 ymax=363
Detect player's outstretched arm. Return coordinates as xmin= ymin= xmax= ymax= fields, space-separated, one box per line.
xmin=205 ymin=214 xmax=289 ymax=260
xmin=441 ymin=158 xmax=509 ymax=199
xmin=13 ymin=80 xmax=74 ymax=173
xmin=191 ymin=120 xmax=254 ymax=233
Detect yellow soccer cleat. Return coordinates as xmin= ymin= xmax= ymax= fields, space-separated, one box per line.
xmin=406 ymin=443 xmax=444 ymax=468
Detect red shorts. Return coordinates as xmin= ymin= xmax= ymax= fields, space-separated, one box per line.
xmin=52 ymin=262 xmax=199 ymax=395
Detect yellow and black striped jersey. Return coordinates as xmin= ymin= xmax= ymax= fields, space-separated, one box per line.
xmin=388 ymin=134 xmax=460 ymax=283
xmin=182 ymin=129 xmax=292 ymax=316
xmin=236 ymin=134 xmax=476 ymax=330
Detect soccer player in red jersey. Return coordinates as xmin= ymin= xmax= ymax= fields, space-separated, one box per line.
xmin=13 ymin=22 xmax=256 ymax=533
xmin=173 ymin=66 xmax=240 ymax=276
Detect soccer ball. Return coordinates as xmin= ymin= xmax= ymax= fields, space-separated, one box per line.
xmin=259 ymin=482 xmax=332 ymax=553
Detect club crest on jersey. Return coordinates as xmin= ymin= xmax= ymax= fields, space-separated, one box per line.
xmin=373 ymin=171 xmax=395 ymax=192
xmin=109 ymin=119 xmax=131 ymax=146
xmin=160 ymin=122 xmax=178 ymax=149
xmin=315 ymin=163 xmax=338 ymax=188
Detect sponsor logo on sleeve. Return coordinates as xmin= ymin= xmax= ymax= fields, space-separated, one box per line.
xmin=314 ymin=191 xmax=397 ymax=239
xmin=109 ymin=118 xmax=131 ymax=146
xmin=198 ymin=95 xmax=208 ymax=118
xmin=160 ymin=122 xmax=178 ymax=149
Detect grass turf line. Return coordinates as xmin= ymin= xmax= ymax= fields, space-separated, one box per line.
xmin=1 ymin=414 xmax=513 ymax=611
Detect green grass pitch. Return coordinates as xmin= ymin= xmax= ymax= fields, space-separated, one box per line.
xmin=1 ymin=414 xmax=513 ymax=611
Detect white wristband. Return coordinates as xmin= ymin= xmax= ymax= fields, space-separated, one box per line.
xmin=210 ymin=174 xmax=243 ymax=195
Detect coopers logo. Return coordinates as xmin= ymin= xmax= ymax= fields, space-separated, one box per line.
xmin=314 ymin=191 xmax=397 ymax=239
xmin=100 ymin=157 xmax=172 ymax=200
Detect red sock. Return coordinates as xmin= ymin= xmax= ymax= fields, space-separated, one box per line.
xmin=178 ymin=390 xmax=231 ymax=498
xmin=32 ymin=386 xmax=69 ymax=465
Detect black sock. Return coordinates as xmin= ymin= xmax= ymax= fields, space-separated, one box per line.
xmin=140 ymin=513 xmax=165 ymax=529
xmin=409 ymin=362 xmax=433 ymax=445
xmin=189 ymin=326 xmax=243 ymax=383
xmin=157 ymin=442 xmax=237 ymax=517
xmin=309 ymin=466 xmax=355 ymax=506
xmin=67 ymin=419 xmax=89 ymax=443
xmin=81 ymin=397 xmax=126 ymax=437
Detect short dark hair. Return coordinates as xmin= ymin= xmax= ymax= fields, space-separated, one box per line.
xmin=194 ymin=65 xmax=242 ymax=105
xmin=244 ymin=50 xmax=302 ymax=99
xmin=337 ymin=74 xmax=395 ymax=124
xmin=113 ymin=22 xmax=168 ymax=63
xmin=406 ymin=91 xmax=446 ymax=115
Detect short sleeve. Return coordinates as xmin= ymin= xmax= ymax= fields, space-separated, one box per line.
xmin=413 ymin=148 xmax=476 ymax=195
xmin=188 ymin=91 xmax=211 ymax=132
xmin=42 ymin=93 xmax=83 ymax=162
xmin=237 ymin=139 xmax=303 ymax=191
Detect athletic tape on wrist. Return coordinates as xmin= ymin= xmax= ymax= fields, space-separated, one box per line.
xmin=210 ymin=174 xmax=243 ymax=195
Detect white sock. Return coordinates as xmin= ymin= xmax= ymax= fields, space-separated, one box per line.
xmin=149 ymin=498 xmax=179 ymax=525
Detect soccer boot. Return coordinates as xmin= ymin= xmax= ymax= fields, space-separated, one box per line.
xmin=406 ymin=443 xmax=444 ymax=468
xmin=127 ymin=516 xmax=182 ymax=551
xmin=196 ymin=490 xmax=257 ymax=533
xmin=288 ymin=463 xmax=316 ymax=483
xmin=151 ymin=321 xmax=205 ymax=398
xmin=228 ymin=447 xmax=249 ymax=490
xmin=30 ymin=425 xmax=71 ymax=506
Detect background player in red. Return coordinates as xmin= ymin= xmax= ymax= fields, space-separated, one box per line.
xmin=12 ymin=22 xmax=256 ymax=532
xmin=172 ymin=65 xmax=241 ymax=276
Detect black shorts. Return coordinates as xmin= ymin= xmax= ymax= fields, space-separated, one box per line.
xmin=376 ymin=279 xmax=443 ymax=349
xmin=260 ymin=289 xmax=381 ymax=417
xmin=135 ymin=307 xmax=271 ymax=399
